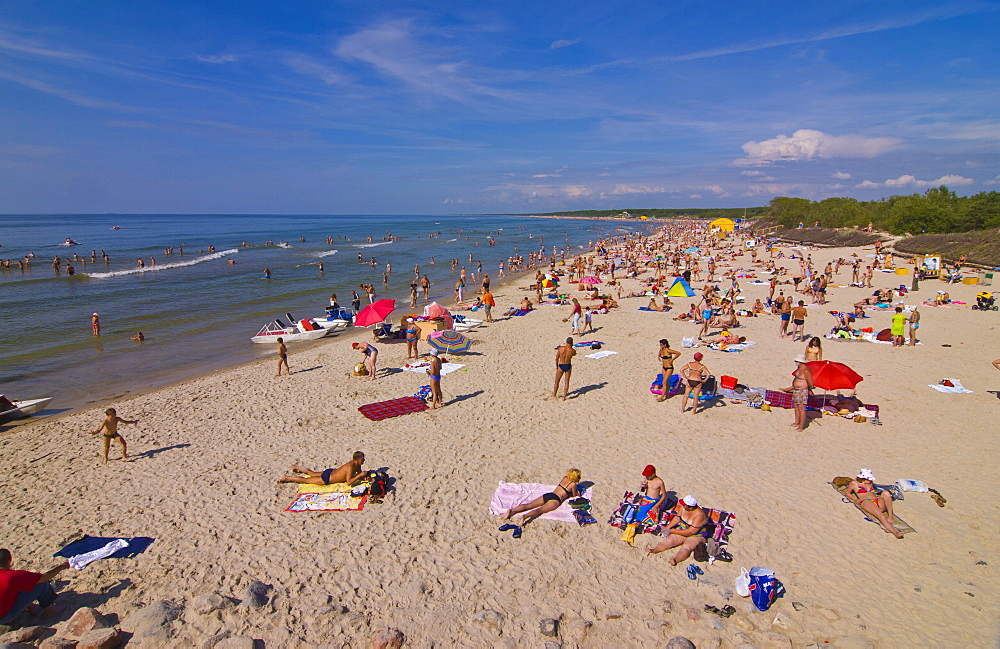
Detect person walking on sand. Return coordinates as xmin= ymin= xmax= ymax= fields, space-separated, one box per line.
xmin=778 ymin=296 xmax=791 ymax=338
xmin=91 ymin=313 xmax=100 ymax=336
xmin=552 ymin=337 xmax=577 ymax=400
xmin=782 ymin=354 xmax=814 ymax=431
xmin=565 ymin=298 xmax=583 ymax=335
xmin=680 ymin=352 xmax=709 ymax=415
xmin=90 ymin=407 xmax=137 ymax=464
xmin=482 ymin=290 xmax=495 ymax=323
xmin=427 ymin=349 xmax=444 ymax=409
xmin=276 ymin=337 xmax=290 ymax=376
xmin=790 ymin=300 xmax=807 ymax=342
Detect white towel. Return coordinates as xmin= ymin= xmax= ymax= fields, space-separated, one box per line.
xmin=68 ymin=538 xmax=130 ymax=570
xmin=401 ymin=362 xmax=465 ymax=376
xmin=584 ymin=350 xmax=618 ymax=359
xmin=928 ymin=379 xmax=972 ymax=394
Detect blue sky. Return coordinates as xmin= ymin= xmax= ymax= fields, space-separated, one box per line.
xmin=0 ymin=1 xmax=997 ymax=214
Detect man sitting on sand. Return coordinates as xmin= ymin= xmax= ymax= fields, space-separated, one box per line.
xmin=279 ymin=452 xmax=367 ymax=486
xmin=646 ymin=495 xmax=709 ymax=565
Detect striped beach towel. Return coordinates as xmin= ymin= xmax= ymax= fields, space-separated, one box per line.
xmin=358 ymin=396 xmax=428 ymax=421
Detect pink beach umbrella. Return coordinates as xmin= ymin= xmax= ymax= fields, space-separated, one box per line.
xmin=354 ymin=299 xmax=396 ymax=327
xmin=581 ymin=276 xmax=603 ymax=285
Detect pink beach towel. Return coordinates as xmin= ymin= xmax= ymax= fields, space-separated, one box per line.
xmin=489 ymin=481 xmax=593 ymax=523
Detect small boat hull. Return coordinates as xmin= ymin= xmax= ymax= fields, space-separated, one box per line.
xmin=0 ymin=397 xmax=53 ymax=423
xmin=251 ymin=329 xmax=330 ymax=343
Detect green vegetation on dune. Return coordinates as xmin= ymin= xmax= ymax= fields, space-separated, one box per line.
xmin=767 ymin=187 xmax=1000 ymax=235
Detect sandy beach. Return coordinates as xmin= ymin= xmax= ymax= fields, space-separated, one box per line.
xmin=1 ymin=232 xmax=997 ymax=648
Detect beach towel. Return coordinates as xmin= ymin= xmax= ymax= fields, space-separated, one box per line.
xmin=55 ymin=535 xmax=155 ymax=561
xmin=285 ymin=490 xmax=367 ymax=512
xmin=65 ymin=539 xmax=131 ymax=570
xmin=928 ymin=379 xmax=973 ymax=394
xmin=358 ymin=396 xmax=428 ymax=421
xmin=573 ymin=341 xmax=604 ymax=347
xmin=607 ymin=494 xmax=737 ymax=557
xmin=488 ymin=481 xmax=594 ymax=523
xmin=708 ymin=341 xmax=756 ymax=353
xmin=509 ymin=309 xmax=531 ymax=316
xmin=639 ymin=307 xmax=670 ymax=312
xmin=401 ymin=362 xmax=465 ymax=376
xmin=831 ymin=479 xmax=915 ymax=534
xmin=763 ymin=390 xmax=880 ymax=417
xmin=585 ymin=350 xmax=618 ymax=359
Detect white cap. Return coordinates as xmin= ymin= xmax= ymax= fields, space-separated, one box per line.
xmin=92 ymin=312 xmax=99 ymax=316
xmin=857 ymin=468 xmax=874 ymax=481
xmin=681 ymin=495 xmax=698 ymax=506
xmin=429 ymin=349 xmax=439 ymax=356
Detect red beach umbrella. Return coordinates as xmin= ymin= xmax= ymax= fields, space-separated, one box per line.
xmin=806 ymin=360 xmax=864 ymax=391
xmin=354 ymin=299 xmax=396 ymax=327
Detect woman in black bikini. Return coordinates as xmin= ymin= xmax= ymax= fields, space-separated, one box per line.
xmin=656 ymin=339 xmax=681 ymax=402
xmin=503 ymin=469 xmax=581 ymax=525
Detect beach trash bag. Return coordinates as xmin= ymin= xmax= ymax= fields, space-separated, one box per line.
xmin=353 ymin=362 xmax=368 ymax=377
xmin=735 ymin=567 xmax=751 ymax=598
xmin=748 ymin=567 xmax=780 ymax=612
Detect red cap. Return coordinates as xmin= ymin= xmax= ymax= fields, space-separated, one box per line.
xmin=642 ymin=465 xmax=656 ymax=477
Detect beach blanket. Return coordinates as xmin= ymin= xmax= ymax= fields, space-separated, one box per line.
xmin=358 ymin=396 xmax=428 ymax=421
xmin=763 ymin=390 xmax=880 ymax=417
xmin=607 ymin=493 xmax=736 ymax=556
xmin=707 ymin=341 xmax=756 ymax=353
xmin=55 ymin=535 xmax=155 ymax=561
xmin=585 ymin=350 xmax=618 ymax=359
xmin=928 ymin=379 xmax=973 ymax=394
xmin=639 ymin=307 xmax=670 ymax=312
xmin=489 ymin=481 xmax=594 ymax=523
xmin=509 ymin=309 xmax=532 ymax=316
xmin=831 ymin=479 xmax=915 ymax=534
xmin=401 ymin=361 xmax=465 ymax=376
xmin=285 ymin=490 xmax=367 ymax=512
xmin=573 ymin=340 xmax=604 ymax=347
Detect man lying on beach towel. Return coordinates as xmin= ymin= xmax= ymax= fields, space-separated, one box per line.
xmin=278 ymin=452 xmax=367 ymax=487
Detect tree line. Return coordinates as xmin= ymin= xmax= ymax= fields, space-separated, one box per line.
xmin=522 ymin=207 xmax=770 ymax=220
xmin=768 ymin=187 xmax=1000 ymax=234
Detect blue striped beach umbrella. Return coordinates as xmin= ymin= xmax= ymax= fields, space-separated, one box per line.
xmin=428 ymin=329 xmax=471 ymax=353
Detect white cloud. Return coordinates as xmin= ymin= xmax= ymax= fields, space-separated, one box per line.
xmin=284 ymin=54 xmax=350 ymax=85
xmin=986 ymin=175 xmax=1000 ymax=186
xmin=689 ymin=194 xmax=702 ymax=199
xmin=533 ymin=173 xmax=562 ymax=178
xmin=832 ymin=171 xmax=852 ymax=180
xmin=736 ymin=129 xmax=900 ymax=166
xmin=442 ymin=197 xmax=466 ymax=204
xmin=741 ymin=170 xmax=766 ymax=177
xmin=482 ymin=183 xmax=594 ymax=201
xmin=856 ymin=174 xmax=974 ymax=189
xmin=607 ymin=184 xmax=667 ymax=195
xmin=550 ymin=40 xmax=578 ymax=49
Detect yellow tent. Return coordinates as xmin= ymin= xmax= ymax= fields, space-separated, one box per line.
xmin=709 ymin=217 xmax=736 ymax=232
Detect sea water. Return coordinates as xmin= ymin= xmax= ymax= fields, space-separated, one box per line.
xmin=0 ymin=214 xmax=642 ymax=411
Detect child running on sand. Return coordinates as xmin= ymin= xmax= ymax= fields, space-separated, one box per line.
xmin=90 ymin=408 xmax=138 ymax=464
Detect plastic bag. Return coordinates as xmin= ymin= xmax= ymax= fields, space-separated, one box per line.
xmin=682 ymin=336 xmax=696 ymax=348
xmin=748 ymin=566 xmax=782 ymax=612
xmin=735 ymin=567 xmax=751 ymax=598
xmin=897 ymin=479 xmax=928 ymax=493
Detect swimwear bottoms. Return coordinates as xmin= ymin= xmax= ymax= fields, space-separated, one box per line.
xmin=792 ymin=388 xmax=808 ymax=406
xmin=687 ymin=379 xmax=703 ymax=388
xmin=279 ymin=354 xmax=287 ymax=359
xmin=557 ymin=363 xmax=572 ymax=372
xmin=103 ymin=433 xmax=120 ymax=439
xmin=781 ymin=313 xmax=790 ymax=321
xmin=793 ymin=319 xmax=804 ymax=326
xmin=542 ymin=492 xmax=561 ymax=504
xmin=428 ymin=374 xmax=440 ymax=381
xmin=912 ymin=323 xmax=919 ymax=329
xmin=321 ymin=468 xmax=334 ymax=485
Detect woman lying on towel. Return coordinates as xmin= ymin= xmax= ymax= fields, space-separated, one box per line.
xmin=844 ymin=469 xmax=904 ymax=539
xmin=503 ymin=468 xmax=581 ymax=526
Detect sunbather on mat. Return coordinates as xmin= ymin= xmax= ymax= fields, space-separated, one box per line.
xmin=844 ymin=469 xmax=904 ymax=539
xmin=503 ymin=469 xmax=580 ymax=526
xmin=647 ymin=495 xmax=709 ymax=565
xmin=279 ymin=452 xmax=367 ymax=487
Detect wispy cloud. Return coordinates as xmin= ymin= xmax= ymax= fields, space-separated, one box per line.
xmin=550 ymin=39 xmax=578 ymax=49
xmin=856 ymin=174 xmax=974 ymax=189
xmin=0 ymin=69 xmax=130 ymax=111
xmin=194 ymin=54 xmax=240 ymax=64
xmin=832 ymin=171 xmax=852 ymax=180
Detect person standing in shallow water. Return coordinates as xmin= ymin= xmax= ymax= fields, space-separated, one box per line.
xmin=91 ymin=313 xmax=100 ymax=336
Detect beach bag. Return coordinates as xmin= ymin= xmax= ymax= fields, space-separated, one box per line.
xmin=897 ymin=479 xmax=928 ymax=493
xmin=353 ymin=363 xmax=368 ymax=376
xmin=748 ymin=567 xmax=781 ymax=612
xmin=735 ymin=567 xmax=751 ymax=598
xmin=682 ymin=336 xmax=696 ymax=348
xmin=720 ymin=375 xmax=738 ymax=390
xmin=875 ymin=328 xmax=892 ymax=342
xmin=368 ymin=471 xmax=390 ymax=499
xmin=746 ymin=393 xmax=764 ymax=409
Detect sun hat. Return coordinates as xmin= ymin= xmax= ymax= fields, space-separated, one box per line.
xmin=794 ymin=353 xmax=807 ymax=363
xmin=857 ymin=468 xmax=875 ymax=480
xmin=693 ymin=352 xmax=704 ymax=361
xmin=429 ymin=348 xmax=439 ymax=356
xmin=682 ymin=495 xmax=698 ymax=506
xmin=93 ymin=312 xmax=99 ymax=316
xmin=642 ymin=465 xmax=656 ymax=477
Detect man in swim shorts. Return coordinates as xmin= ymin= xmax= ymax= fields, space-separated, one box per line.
xmin=647 ymin=495 xmax=709 ymax=565
xmin=552 ymin=337 xmax=577 ymax=401
xmin=782 ymin=354 xmax=814 ymax=431
xmin=636 ymin=465 xmax=667 ymax=524
xmin=90 ymin=407 xmax=138 ymax=464
xmin=279 ymin=452 xmax=367 ymax=486
xmin=276 ymin=337 xmax=290 ymax=376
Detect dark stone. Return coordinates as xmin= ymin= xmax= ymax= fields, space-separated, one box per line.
xmin=539 ymin=618 xmax=559 ymax=637
xmin=665 ymin=637 xmax=696 ymax=649
xmin=238 ymin=581 xmax=272 ymax=609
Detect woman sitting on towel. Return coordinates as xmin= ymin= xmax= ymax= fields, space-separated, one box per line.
xmin=503 ymin=469 xmax=581 ymax=526
xmin=844 ymin=469 xmax=904 ymax=539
